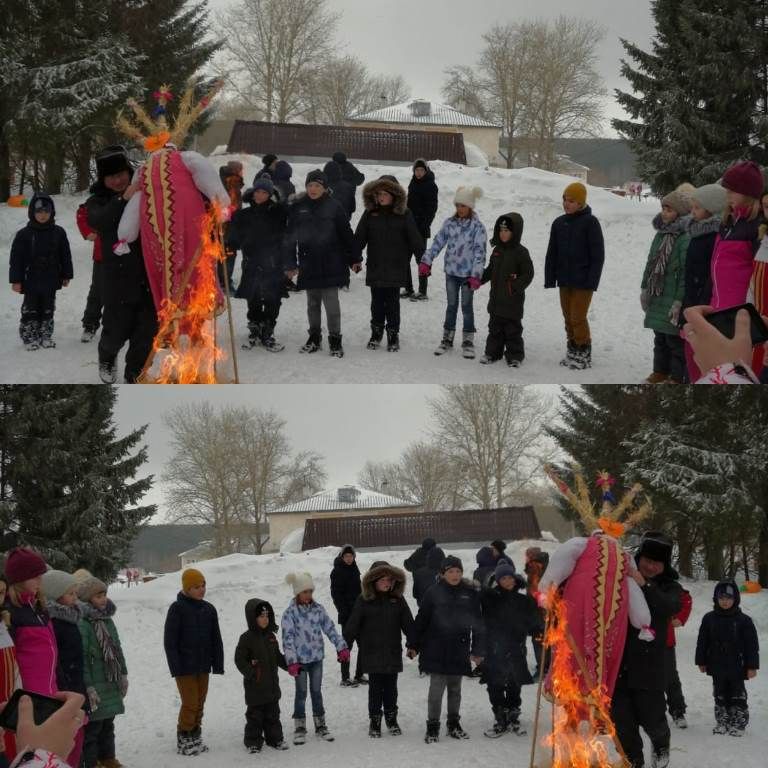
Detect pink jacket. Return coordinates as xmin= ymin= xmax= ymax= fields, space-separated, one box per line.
xmin=710 ymin=217 xmax=760 ymax=309
xmin=8 ymin=597 xmax=58 ymax=696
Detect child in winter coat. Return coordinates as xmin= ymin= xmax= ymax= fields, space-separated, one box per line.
xmin=9 ymin=194 xmax=73 ymax=351
xmin=480 ymin=563 xmax=541 ymax=737
xmin=0 ymin=575 xmax=20 ymax=767
xmin=478 ymin=213 xmax=534 ymax=367
xmin=681 ymin=184 xmax=727 ymax=382
xmin=405 ymin=159 xmax=439 ymax=299
xmin=77 ymin=576 xmax=127 ymax=768
xmin=696 ymin=580 xmax=759 ymax=737
xmin=640 ymin=190 xmax=691 ymax=383
xmin=355 ymin=176 xmax=425 ymax=351
xmin=343 ymin=562 xmax=414 ymax=738
xmin=234 ymin=599 xmax=289 ymax=753
xmin=407 ymin=555 xmax=485 ymax=743
xmin=420 ymin=187 xmax=487 ymax=358
xmin=665 ymin=587 xmax=692 ymax=729
xmin=283 ymin=170 xmax=362 ymax=358
xmin=226 ymin=178 xmax=288 ymax=351
xmin=163 ymin=568 xmax=224 ymax=756
xmin=281 ymin=571 xmax=349 ymax=745
xmin=329 ymin=545 xmax=364 ymax=685
xmin=76 ymin=202 xmax=104 ymax=343
xmin=544 ymin=182 xmax=605 ymax=370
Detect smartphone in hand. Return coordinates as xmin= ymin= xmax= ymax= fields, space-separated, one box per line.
xmin=0 ymin=689 xmax=65 ymax=732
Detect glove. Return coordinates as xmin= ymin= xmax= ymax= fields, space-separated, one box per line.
xmin=638 ymin=625 xmax=656 ymax=642
xmin=119 ymin=675 xmax=129 ymax=697
xmin=337 ymin=648 xmax=351 ymax=664
xmin=640 ymin=289 xmax=649 ymax=312
xmin=467 ymin=276 xmax=481 ymax=291
xmin=287 ymin=663 xmax=302 ymax=677
xmin=668 ymin=300 xmax=682 ymax=326
xmin=418 ymin=263 xmax=431 ymax=277
xmin=87 ymin=686 xmax=101 ymax=712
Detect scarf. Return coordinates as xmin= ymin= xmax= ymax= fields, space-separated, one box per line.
xmin=687 ymin=215 xmax=721 ymax=240
xmin=45 ymin=600 xmax=82 ymax=625
xmin=80 ymin=599 xmax=122 ymax=683
xmin=648 ymin=214 xmax=687 ymax=297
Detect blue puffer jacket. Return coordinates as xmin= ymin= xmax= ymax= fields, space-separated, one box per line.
xmin=422 ymin=213 xmax=487 ymax=279
xmin=544 ymin=205 xmax=605 ymax=291
xmin=281 ymin=599 xmax=347 ymax=665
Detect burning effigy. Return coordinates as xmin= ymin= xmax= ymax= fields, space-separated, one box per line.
xmin=529 ymin=466 xmax=654 ymax=768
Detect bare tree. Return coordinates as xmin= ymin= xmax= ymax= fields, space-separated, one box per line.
xmin=301 ymin=55 xmax=370 ymax=124
xmin=359 ymin=74 xmax=411 ymax=114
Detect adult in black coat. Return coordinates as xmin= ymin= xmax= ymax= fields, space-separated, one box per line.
xmin=323 ymin=161 xmax=356 ymax=221
xmin=9 ymin=193 xmax=73 ymax=349
xmin=252 ymin=153 xmax=278 ymax=186
xmin=272 ymin=161 xmax=296 ymax=203
xmin=611 ymin=532 xmax=682 ymax=768
xmin=405 ymin=159 xmax=439 ymax=298
xmin=412 ymin=546 xmax=446 ymax=606
xmin=233 ymin=598 xmax=287 ymax=750
xmin=473 ymin=540 xmax=514 ymax=588
xmin=695 ymin=580 xmax=759 ymax=735
xmin=355 ymin=176 xmax=425 ymax=348
xmin=404 ymin=537 xmax=437 ymax=575
xmin=330 ymin=545 xmax=364 ymax=684
xmin=47 ymin=601 xmax=89 ymax=710
xmin=86 ymin=146 xmax=157 ymax=383
xmin=331 ymin=151 xmax=365 ymax=203
xmin=344 ymin=562 xmax=414 ymax=734
xmin=163 ymin=591 xmax=225 ymax=678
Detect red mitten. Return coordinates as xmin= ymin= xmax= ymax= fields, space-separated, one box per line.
xmin=418 ymin=263 xmax=431 ymax=277
xmin=287 ymin=663 xmax=302 ymax=677
xmin=337 ymin=648 xmax=351 ymax=663
xmin=467 ymin=276 xmax=481 ymax=291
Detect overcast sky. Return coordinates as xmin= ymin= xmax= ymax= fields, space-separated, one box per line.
xmin=208 ymin=0 xmax=655 ymax=132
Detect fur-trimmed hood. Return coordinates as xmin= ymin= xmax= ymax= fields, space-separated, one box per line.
xmin=361 ymin=562 xmax=406 ymax=600
xmin=362 ymin=177 xmax=408 ymax=215
xmin=45 ymin=600 xmax=82 ymax=625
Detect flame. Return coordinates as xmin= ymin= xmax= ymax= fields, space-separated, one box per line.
xmin=141 ymin=201 xmax=228 ymax=383
xmin=536 ymin=587 xmax=628 ymax=768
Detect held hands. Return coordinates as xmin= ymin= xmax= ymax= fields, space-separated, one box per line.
xmin=699 ymin=665 xmax=707 ymax=673
xmin=406 ymin=648 xmax=418 ymax=660
xmin=121 ymin=181 xmax=140 ymax=201
xmin=337 ymin=648 xmax=351 ymax=664
xmin=418 ymin=263 xmax=431 ymax=278
xmin=671 ymin=618 xmax=682 ymax=628
xmin=629 ymin=568 xmax=646 ymax=588
xmin=467 ymin=277 xmax=481 ymax=292
xmin=285 ymin=269 xmax=299 ymax=280
xmin=747 ymin=669 xmax=757 ymax=680
xmin=287 ymin=663 xmax=302 ymax=677
xmin=62 ymin=280 xmax=70 ymax=288
xmin=86 ymin=686 xmax=101 ymax=712
xmin=668 ymin=300 xmax=682 ymax=326
xmin=11 ymin=283 xmax=22 ymax=293
xmin=470 ymin=656 xmax=484 ymax=667
xmin=86 ymin=233 xmax=98 ymax=242
xmin=350 ymin=263 xmax=363 ymax=274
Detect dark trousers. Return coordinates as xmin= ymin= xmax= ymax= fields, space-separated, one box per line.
xmin=244 ymin=700 xmax=283 ymax=748
xmin=485 ymin=314 xmax=524 ymax=362
xmin=246 ymin=274 xmax=283 ymax=335
xmin=99 ymin=291 xmax=158 ymax=382
xmin=82 ymin=260 xmax=104 ymax=331
xmin=664 ymin=647 xmax=686 ymax=717
xmin=82 ymin=716 xmax=115 ymax=768
xmin=611 ymin=675 xmax=670 ymax=768
xmin=713 ymin=676 xmax=748 ymax=727
xmin=368 ymin=672 xmax=398 ymax=716
xmin=217 ymin=231 xmax=238 ymax=291
xmin=653 ymin=331 xmax=686 ymax=382
xmin=20 ymin=290 xmax=55 ymax=342
xmin=370 ymin=287 xmax=400 ymax=331
xmin=0 ymin=753 xmax=9 ymax=768
xmin=404 ymin=255 xmax=428 ymax=295
xmin=340 ymin=638 xmax=363 ymax=680
xmin=487 ymin=679 xmax=522 ymax=713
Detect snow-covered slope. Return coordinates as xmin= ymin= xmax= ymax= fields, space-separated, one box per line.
xmin=110 ymin=543 xmax=767 ymax=767
xmin=1 ymin=158 xmax=658 ymax=383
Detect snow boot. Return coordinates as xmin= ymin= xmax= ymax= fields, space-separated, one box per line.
xmin=713 ymin=704 xmax=729 ymax=734
xmin=424 ymin=719 xmax=440 ymax=744
xmin=461 ymin=331 xmax=475 ymax=359
xmin=479 ymin=354 xmax=499 ymax=365
xmin=99 ymin=360 xmax=117 ymax=384
xmin=567 ymin=343 xmax=591 ymax=369
xmin=386 ymin=329 xmax=400 ymax=351
xmin=559 ymin=341 xmax=576 ymax=366
xmin=313 ymin=715 xmax=334 ymax=741
xmin=483 ymin=707 xmax=507 ymax=738
xmin=247 ymin=744 xmax=262 ymax=753
xmin=20 ymin=320 xmax=40 ymax=351
xmin=728 ymin=706 xmax=748 ymax=736
xmin=369 ymin=714 xmax=382 ymax=738
xmin=367 ymin=324 xmax=384 ymax=350
xmin=242 ymin=321 xmax=263 ymax=349
xmin=293 ymin=717 xmax=307 ymax=745
xmin=81 ymin=327 xmax=97 ymax=343
xmin=447 ymin=717 xmax=469 ymax=739
xmin=177 ymin=731 xmax=200 ymax=756
xmin=400 ymin=289 xmax=414 ymax=299
xmin=190 ymin=726 xmax=208 ymax=753
xmin=507 ymin=357 xmax=523 ymax=368
xmin=506 ymin=708 xmax=526 ymax=735
xmin=328 ymin=333 xmax=344 ymax=358
xmin=270 ymin=741 xmax=289 ymax=750
xmin=38 ymin=319 xmax=55 ymax=348
xmin=300 ymin=330 xmax=322 ymax=354
xmin=645 ymin=371 xmax=668 ymax=384
xmin=260 ymin=324 xmax=285 ymax=352
xmin=384 ymin=709 xmax=402 ymax=735
xmin=671 ymin=714 xmax=687 ymax=729
xmin=650 ymin=748 xmax=670 ymax=768
xmin=434 ymin=329 xmax=455 ymax=355
xmin=339 ymin=677 xmax=359 ymax=688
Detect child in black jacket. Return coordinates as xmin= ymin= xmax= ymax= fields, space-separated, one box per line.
xmin=234 ymin=599 xmax=289 ymax=753
xmin=9 ymin=193 xmax=72 ymax=350
xmin=696 ymin=580 xmax=759 ymax=736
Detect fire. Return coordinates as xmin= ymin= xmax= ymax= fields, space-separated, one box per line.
xmin=141 ymin=201 xmax=230 ymax=383
xmin=534 ymin=587 xmax=628 ymax=768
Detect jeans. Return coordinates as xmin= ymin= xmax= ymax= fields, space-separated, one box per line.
xmin=368 ymin=672 xmax=398 ymax=716
xmin=444 ymin=275 xmax=475 ymax=333
xmin=370 ymin=287 xmax=400 ymax=330
xmin=427 ymin=673 xmax=462 ymax=721
xmin=306 ymin=288 xmax=341 ymax=336
xmin=293 ymin=660 xmax=324 ymax=718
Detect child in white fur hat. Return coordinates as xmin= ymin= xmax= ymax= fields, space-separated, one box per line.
xmin=280 ymin=571 xmax=348 ymax=745
xmin=419 ymin=186 xmax=487 ymax=358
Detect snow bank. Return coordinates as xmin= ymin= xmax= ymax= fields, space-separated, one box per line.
xmin=280 ymin=527 xmax=305 ymax=554
xmin=463 ymin=142 xmax=489 ymax=167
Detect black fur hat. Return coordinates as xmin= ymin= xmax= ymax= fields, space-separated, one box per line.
xmin=95 ymin=145 xmax=131 ymax=181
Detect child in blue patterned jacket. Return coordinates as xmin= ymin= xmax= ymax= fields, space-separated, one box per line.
xmin=281 ymin=571 xmax=349 ymax=745
xmin=420 ymin=186 xmax=487 ymax=358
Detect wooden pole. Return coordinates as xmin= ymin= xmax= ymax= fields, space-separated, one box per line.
xmin=217 ymin=226 xmax=240 ymax=384
xmin=528 ymin=610 xmax=552 ymax=768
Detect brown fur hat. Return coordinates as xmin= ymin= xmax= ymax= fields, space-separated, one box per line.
xmin=362 ymin=177 xmax=407 ymax=215
xmin=361 ymin=562 xmax=406 ymax=600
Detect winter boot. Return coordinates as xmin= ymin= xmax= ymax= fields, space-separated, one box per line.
xmin=559 ymin=340 xmax=576 ymax=366
xmin=190 ymin=726 xmax=208 ymax=753
xmin=81 ymin=327 xmax=97 ymax=343
xmin=177 ymin=731 xmax=200 ymax=756
xmin=434 ymin=329 xmax=455 ymax=355
xmin=270 ymin=741 xmax=289 ymax=750
xmin=506 ymin=708 xmax=526 ymax=735
xmin=386 ymin=329 xmax=400 ymax=352
xmin=99 ymin=359 xmax=117 ymax=384
xmin=243 ymin=321 xmax=263 ymax=349
xmin=384 ymin=709 xmax=402 ymax=735
xmin=483 ymin=707 xmax=507 ymax=738
xmin=354 ymin=674 xmax=369 ymax=685
xmin=567 ymin=344 xmax=591 ymax=370
xmin=479 ymin=354 xmax=498 ymax=364
xmin=414 ymin=275 xmax=429 ymax=299
xmin=713 ymin=704 xmax=729 ymax=734
xmin=650 ymin=748 xmax=670 ymax=768
xmin=367 ymin=324 xmax=384 ymax=350
xmin=339 ymin=677 xmax=359 ymax=687
xmin=400 ymin=289 xmax=414 ymax=299
xmin=728 ymin=706 xmax=748 ymax=736
xmin=293 ymin=717 xmax=307 ymax=745
xmin=247 ymin=744 xmax=262 ymax=753
xmin=507 ymin=356 xmax=523 ymax=368
xmin=20 ymin=320 xmax=40 ymax=351
xmin=328 ymin=333 xmax=344 ymax=358
xmin=461 ymin=331 xmax=475 ymax=359
xmin=260 ymin=323 xmax=285 ymax=352
xmin=314 ymin=715 xmax=334 ymax=741
xmin=38 ymin=319 xmax=54 ymax=348
xmin=671 ymin=714 xmax=687 ymax=729
xmin=447 ymin=717 xmax=469 ymax=739
xmin=645 ymin=371 xmax=669 ymax=384
xmin=424 ymin=719 xmax=440 ymax=744
xmin=99 ymin=759 xmax=124 ymax=768
xmin=300 ymin=330 xmax=322 ymax=353
xmin=369 ymin=714 xmax=382 ymax=738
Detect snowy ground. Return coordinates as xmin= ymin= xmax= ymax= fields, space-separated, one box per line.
xmin=110 ymin=541 xmax=767 ymax=768
xmin=1 ymin=157 xmax=659 ymax=384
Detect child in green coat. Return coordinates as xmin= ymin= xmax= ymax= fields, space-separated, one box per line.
xmin=78 ymin=575 xmax=128 ymax=768
xmin=640 ymin=190 xmax=691 ymax=383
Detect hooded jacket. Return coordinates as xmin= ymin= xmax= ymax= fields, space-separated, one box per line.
xmin=330 ymin=546 xmax=362 ymax=626
xmin=234 ymin=599 xmax=287 ymax=705
xmin=272 ymin=161 xmax=296 ymax=203
xmin=544 ymin=205 xmax=604 ymax=291
xmin=407 ymin=164 xmax=439 ymax=238
xmin=404 ymin=538 xmax=436 ymax=574
xmin=412 ymin=546 xmax=446 ymax=605
xmin=323 ymin=161 xmax=356 ymax=219
xmin=9 ymin=194 xmax=73 ymax=294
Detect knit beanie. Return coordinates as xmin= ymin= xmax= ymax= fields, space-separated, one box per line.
xmin=4 ymin=548 xmax=47 ymax=585
xmin=413 ymin=159 xmax=428 ymax=171
xmin=262 ymin=153 xmax=277 ymax=167
xmin=660 ymin=190 xmax=692 ymax=216
xmin=721 ymin=161 xmax=765 ymax=200
xmin=563 ymin=182 xmax=587 ymax=207
xmin=305 ymin=169 xmax=328 ymax=188
xmin=440 ymin=555 xmax=463 ymax=573
xmin=332 ymin=151 xmax=347 ymax=164
xmin=77 ymin=576 xmax=108 ymax=602
xmin=285 ymin=571 xmax=315 ymax=595
xmin=72 ymin=568 xmax=93 ymax=583
xmin=490 ymin=539 xmax=507 ymax=553
xmin=494 ymin=562 xmax=517 ymax=582
xmin=41 ymin=569 xmax=77 ymax=601
xmin=181 ymin=568 xmax=205 ymax=592
xmin=453 ymin=186 xmax=483 ymax=209
xmin=690 ymin=184 xmax=727 ymax=216
xmin=252 ymin=177 xmax=274 ymax=195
